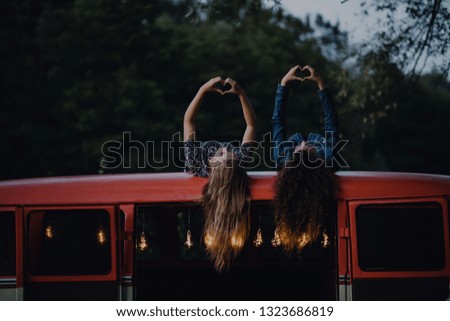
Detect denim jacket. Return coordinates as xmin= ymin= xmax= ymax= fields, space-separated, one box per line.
xmin=271 ymin=84 xmax=339 ymax=169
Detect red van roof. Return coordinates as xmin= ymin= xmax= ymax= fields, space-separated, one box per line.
xmin=0 ymin=171 xmax=449 ymax=206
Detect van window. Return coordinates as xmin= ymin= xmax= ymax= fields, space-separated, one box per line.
xmin=254 ymin=203 xmax=331 ymax=261
xmin=0 ymin=212 xmax=15 ymax=276
xmin=175 ymin=203 xmax=333 ymax=261
xmin=135 ymin=202 xmax=336 ymax=300
xmin=356 ymin=202 xmax=445 ymax=271
xmin=28 ymin=210 xmax=111 ymax=275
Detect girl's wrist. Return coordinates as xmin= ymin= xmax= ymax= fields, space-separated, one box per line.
xmin=316 ymin=79 xmax=325 ymax=90
xmin=238 ymin=91 xmax=248 ymax=99
xmin=199 ymin=86 xmax=209 ymax=95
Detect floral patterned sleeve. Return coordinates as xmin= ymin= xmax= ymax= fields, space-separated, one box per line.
xmin=235 ymin=142 xmax=256 ymax=168
xmin=184 ymin=140 xmax=208 ymax=178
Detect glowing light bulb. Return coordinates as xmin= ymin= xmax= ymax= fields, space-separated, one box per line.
xmin=253 ymin=228 xmax=263 ymax=247
xmin=297 ymin=233 xmax=310 ymax=248
xmin=97 ymin=226 xmax=107 ymax=245
xmin=138 ymin=231 xmax=149 ymax=251
xmin=45 ymin=225 xmax=53 ymax=239
xmin=230 ymin=233 xmax=244 ymax=249
xmin=271 ymin=228 xmax=281 ymax=247
xmin=204 ymin=232 xmax=215 ymax=248
xmin=184 ymin=230 xmax=194 ymax=249
xmin=321 ymin=230 xmax=330 ymax=248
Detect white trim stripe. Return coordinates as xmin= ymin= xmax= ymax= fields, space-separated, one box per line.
xmin=0 ymin=278 xmax=16 ymax=286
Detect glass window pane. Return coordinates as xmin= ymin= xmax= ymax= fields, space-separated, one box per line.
xmin=28 ymin=209 xmax=111 ymax=275
xmin=256 ymin=202 xmax=332 ymax=260
xmin=0 ymin=212 xmax=15 ymax=276
xmin=356 ymin=202 xmax=445 ymax=271
xmin=135 ymin=202 xmax=337 ymax=301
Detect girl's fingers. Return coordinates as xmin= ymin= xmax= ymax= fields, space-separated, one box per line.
xmin=302 ymin=65 xmax=315 ymax=76
xmin=224 ymin=78 xmax=236 ymax=86
xmin=213 ymin=76 xmax=223 ymax=84
xmin=206 ymin=77 xmax=222 ymax=87
xmin=205 ymin=77 xmax=224 ymax=92
xmin=288 ymin=65 xmax=301 ymax=76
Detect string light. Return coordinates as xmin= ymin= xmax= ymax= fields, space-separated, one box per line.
xmin=297 ymin=233 xmax=310 ymax=248
xmin=253 ymin=215 xmax=263 ymax=247
xmin=253 ymin=227 xmax=263 ymax=247
xmin=138 ymin=211 xmax=150 ymax=251
xmin=184 ymin=230 xmax=194 ymax=249
xmin=321 ymin=230 xmax=330 ymax=248
xmin=184 ymin=209 xmax=194 ymax=249
xmin=271 ymin=228 xmax=281 ymax=247
xmin=230 ymin=233 xmax=244 ymax=249
xmin=45 ymin=225 xmax=53 ymax=239
xmin=97 ymin=226 xmax=107 ymax=245
xmin=138 ymin=231 xmax=149 ymax=251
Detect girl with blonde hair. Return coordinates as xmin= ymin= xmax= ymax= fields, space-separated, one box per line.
xmin=184 ymin=77 xmax=256 ymax=272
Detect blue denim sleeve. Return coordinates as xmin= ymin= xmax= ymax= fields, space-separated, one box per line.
xmin=271 ymin=84 xmax=289 ymax=164
xmin=318 ymin=88 xmax=339 ymax=150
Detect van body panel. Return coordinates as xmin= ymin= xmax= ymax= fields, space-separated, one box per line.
xmin=1 ymin=171 xmax=449 ymax=300
xmin=0 ymin=171 xmax=449 ymax=206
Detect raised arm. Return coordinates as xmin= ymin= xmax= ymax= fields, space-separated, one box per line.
xmin=271 ymin=66 xmax=304 ymax=165
xmin=273 ymin=65 xmax=304 ymax=142
xmin=302 ymin=65 xmax=339 ymax=147
xmin=183 ymin=77 xmax=223 ymax=142
xmin=222 ymin=78 xmax=257 ymax=144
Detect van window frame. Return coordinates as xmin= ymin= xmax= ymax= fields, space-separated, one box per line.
xmin=23 ymin=205 xmax=119 ymax=283
xmin=0 ymin=210 xmax=16 ymax=277
xmin=348 ymin=197 xmax=450 ymax=279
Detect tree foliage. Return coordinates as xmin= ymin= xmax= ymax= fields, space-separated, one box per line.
xmin=1 ymin=0 xmax=449 ymax=179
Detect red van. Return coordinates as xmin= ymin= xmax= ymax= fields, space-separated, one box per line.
xmin=0 ymin=171 xmax=449 ymax=300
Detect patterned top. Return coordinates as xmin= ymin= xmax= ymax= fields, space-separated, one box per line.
xmin=184 ymin=140 xmax=254 ymax=177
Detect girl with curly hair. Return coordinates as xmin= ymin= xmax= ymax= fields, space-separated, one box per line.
xmin=272 ymin=65 xmax=339 ymax=252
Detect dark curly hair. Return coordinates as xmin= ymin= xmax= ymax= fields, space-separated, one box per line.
xmin=273 ymin=150 xmax=338 ymax=252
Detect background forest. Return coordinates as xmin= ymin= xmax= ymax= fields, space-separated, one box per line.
xmin=1 ymin=0 xmax=449 ymax=179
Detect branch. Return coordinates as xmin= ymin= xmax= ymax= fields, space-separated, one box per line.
xmin=410 ymin=0 xmax=441 ymax=75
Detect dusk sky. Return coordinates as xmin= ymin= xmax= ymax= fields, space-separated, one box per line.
xmin=281 ymin=0 xmax=367 ymax=43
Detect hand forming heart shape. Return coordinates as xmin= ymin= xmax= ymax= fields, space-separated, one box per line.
xmin=211 ymin=77 xmax=242 ymax=95
xmin=296 ymin=65 xmax=313 ymax=81
xmin=214 ymin=81 xmax=232 ymax=94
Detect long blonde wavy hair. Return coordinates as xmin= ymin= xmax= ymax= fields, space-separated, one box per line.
xmin=202 ymin=158 xmax=250 ymax=272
